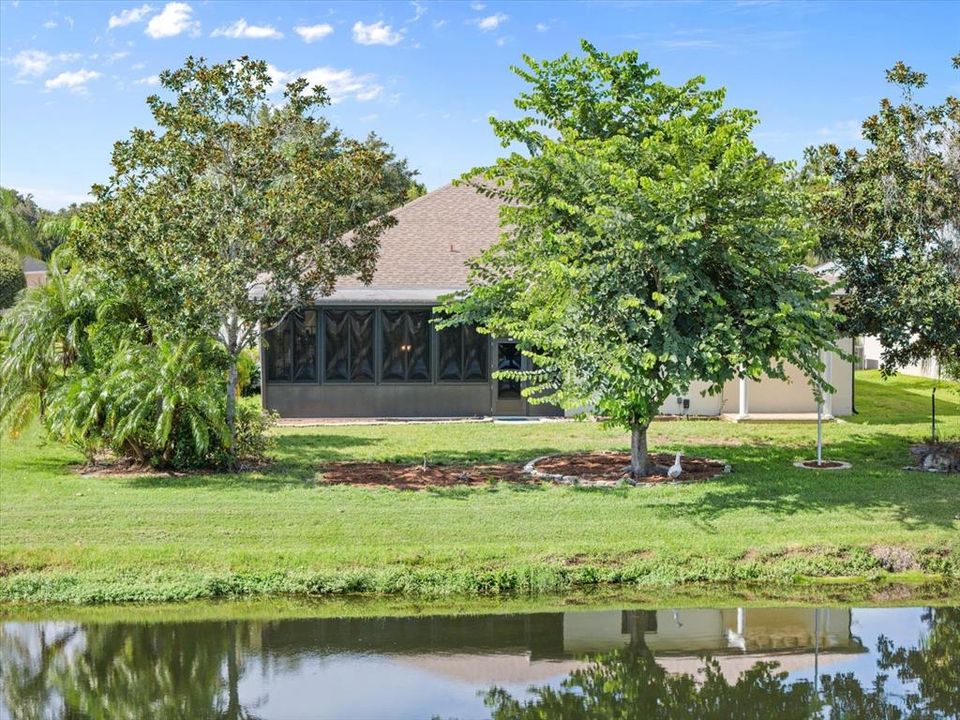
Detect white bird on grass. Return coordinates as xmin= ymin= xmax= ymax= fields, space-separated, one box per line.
xmin=667 ymin=452 xmax=683 ymax=480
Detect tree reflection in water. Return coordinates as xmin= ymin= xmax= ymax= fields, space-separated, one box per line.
xmin=0 ymin=621 xmax=263 ymax=720
xmin=0 ymin=608 xmax=956 ymax=719
xmin=485 ymin=608 xmax=960 ymax=720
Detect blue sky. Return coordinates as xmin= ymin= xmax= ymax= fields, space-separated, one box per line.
xmin=1 ymin=0 xmax=957 ymax=210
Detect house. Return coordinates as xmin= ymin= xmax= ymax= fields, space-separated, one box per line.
xmin=859 ymin=335 xmax=941 ymax=379
xmin=22 ymin=257 xmax=47 ymax=287
xmin=260 ymin=183 xmax=853 ymax=419
xmin=252 ymin=606 xmax=865 ymax=685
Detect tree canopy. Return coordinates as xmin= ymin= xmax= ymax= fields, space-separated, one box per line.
xmin=440 ymin=41 xmax=841 ymax=476
xmin=806 ymin=56 xmax=960 ymax=375
xmin=76 ymin=56 xmax=418 ymax=460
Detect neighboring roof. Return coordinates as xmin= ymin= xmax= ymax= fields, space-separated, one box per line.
xmin=325 ymin=183 xmax=502 ymax=302
xmin=22 ymin=257 xmax=47 ymax=273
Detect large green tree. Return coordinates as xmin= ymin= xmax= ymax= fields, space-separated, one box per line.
xmin=805 ymin=56 xmax=960 ymax=375
xmin=78 ymin=56 xmax=414 ymax=462
xmin=440 ymin=42 xmax=840 ymax=477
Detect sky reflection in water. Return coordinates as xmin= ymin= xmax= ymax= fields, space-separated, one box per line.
xmin=1 ymin=604 xmax=957 ymax=719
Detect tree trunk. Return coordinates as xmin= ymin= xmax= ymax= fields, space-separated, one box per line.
xmin=226 ymin=627 xmax=241 ymax=719
xmin=225 ymin=355 xmax=238 ymax=469
xmin=630 ymin=423 xmax=650 ymax=480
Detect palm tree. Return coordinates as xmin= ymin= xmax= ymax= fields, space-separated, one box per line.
xmin=37 ymin=210 xmax=85 ymax=256
xmin=0 ymin=245 xmax=97 ymax=437
xmin=0 ymin=187 xmax=39 ymax=257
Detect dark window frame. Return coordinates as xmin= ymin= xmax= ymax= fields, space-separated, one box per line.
xmin=321 ymin=307 xmax=376 ymax=384
xmin=437 ymin=323 xmax=489 ymax=384
xmin=265 ymin=304 xmax=495 ymax=387
xmin=264 ymin=309 xmax=319 ymax=385
xmin=380 ymin=307 xmax=433 ymax=384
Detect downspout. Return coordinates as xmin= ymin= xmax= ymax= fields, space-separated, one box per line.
xmin=851 ymin=354 xmax=857 ymax=414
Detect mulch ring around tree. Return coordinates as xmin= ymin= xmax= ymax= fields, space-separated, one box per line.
xmin=317 ymin=462 xmax=533 ymax=490
xmin=526 ymin=452 xmax=731 ymax=486
xmin=793 ymin=459 xmax=852 ymax=470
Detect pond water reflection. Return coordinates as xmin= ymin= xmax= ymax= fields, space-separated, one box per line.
xmin=1 ymin=605 xmax=957 ymax=719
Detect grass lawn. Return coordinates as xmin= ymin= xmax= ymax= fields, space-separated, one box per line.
xmin=1 ymin=370 xmax=958 ymax=604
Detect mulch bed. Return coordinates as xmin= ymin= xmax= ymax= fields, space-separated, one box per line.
xmin=318 ymin=453 xmax=730 ymax=490
xmin=530 ymin=452 xmax=729 ymax=485
xmin=798 ymin=460 xmax=846 ymax=469
xmin=317 ymin=462 xmax=532 ymax=490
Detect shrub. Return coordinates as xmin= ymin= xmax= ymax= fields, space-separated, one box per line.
xmin=47 ymin=338 xmax=229 ymax=467
xmin=236 ymin=347 xmax=261 ymax=397
xmin=1 ymin=247 xmax=276 ymax=471
xmin=0 ymin=251 xmax=25 ymax=309
xmin=208 ymin=397 xmax=277 ymax=468
xmin=235 ymin=398 xmax=276 ymax=459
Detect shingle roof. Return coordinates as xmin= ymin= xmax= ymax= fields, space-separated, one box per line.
xmin=318 ymin=185 xmax=844 ymax=302
xmin=22 ymin=257 xmax=47 ymax=273
xmin=328 ymin=183 xmax=502 ymax=301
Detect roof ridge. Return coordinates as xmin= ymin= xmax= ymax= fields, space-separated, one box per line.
xmin=388 ymin=182 xmax=458 ymax=218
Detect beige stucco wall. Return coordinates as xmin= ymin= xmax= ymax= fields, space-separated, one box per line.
xmin=24 ymin=271 xmax=46 ymax=288
xmin=656 ymin=337 xmax=854 ymax=417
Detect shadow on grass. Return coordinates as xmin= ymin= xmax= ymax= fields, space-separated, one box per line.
xmin=111 ymin=373 xmax=959 ymax=532
xmin=850 ymin=372 xmax=960 ymax=425
xmin=647 ymin=431 xmax=960 ymax=531
xmin=115 ymin=429 xmax=960 ymax=536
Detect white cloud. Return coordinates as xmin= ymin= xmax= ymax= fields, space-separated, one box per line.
xmin=145 ymin=2 xmax=199 ymax=38
xmin=212 ymin=18 xmax=283 ymax=40
xmin=44 ymin=69 xmax=102 ymax=92
xmin=352 ymin=20 xmax=403 ymax=46
xmin=407 ymin=1 xmax=427 ymax=22
xmin=108 ymin=4 xmax=153 ymax=29
xmin=294 ymin=23 xmax=333 ymax=43
xmin=268 ymin=64 xmax=383 ymax=104
xmin=7 ymin=50 xmax=52 ymax=77
xmin=134 ymin=74 xmax=160 ymax=85
xmin=470 ymin=2 xmax=486 ymax=10
xmin=109 ymin=51 xmax=131 ymax=61
xmin=535 ymin=21 xmax=549 ymax=32
xmin=359 ymin=113 xmax=379 ymax=122
xmin=473 ymin=13 xmax=507 ymax=32
xmin=131 ymin=61 xmax=146 ymax=70
xmin=42 ymin=19 xmax=57 ymax=29
xmin=432 ymin=19 xmax=447 ymax=28
xmin=3 ymin=50 xmax=83 ymax=81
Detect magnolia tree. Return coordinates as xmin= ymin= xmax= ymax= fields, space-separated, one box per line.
xmin=78 ymin=57 xmax=413 ymax=463
xmin=805 ymin=56 xmax=960 ymax=375
xmin=440 ymin=42 xmax=841 ymax=478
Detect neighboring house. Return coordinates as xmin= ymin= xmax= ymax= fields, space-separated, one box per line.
xmin=22 ymin=257 xmax=47 ymax=287
xmin=260 ymin=184 xmax=854 ymax=419
xmin=252 ymin=607 xmax=863 ymax=686
xmin=859 ymin=335 xmax=941 ymax=379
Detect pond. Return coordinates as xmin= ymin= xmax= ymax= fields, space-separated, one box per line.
xmin=1 ymin=603 xmax=957 ymax=719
